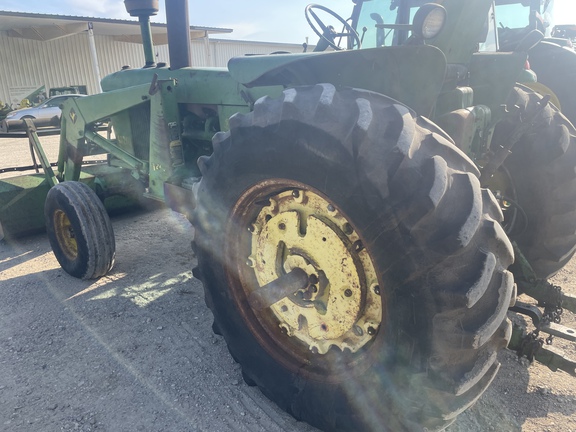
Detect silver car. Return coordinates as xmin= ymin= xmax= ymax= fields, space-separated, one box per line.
xmin=1 ymin=94 xmax=84 ymax=132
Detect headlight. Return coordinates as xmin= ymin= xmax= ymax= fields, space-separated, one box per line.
xmin=413 ymin=4 xmax=446 ymax=40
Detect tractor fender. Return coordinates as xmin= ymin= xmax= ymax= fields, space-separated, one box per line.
xmin=228 ymin=45 xmax=447 ymax=117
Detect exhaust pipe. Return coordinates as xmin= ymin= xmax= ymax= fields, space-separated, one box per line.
xmin=165 ymin=0 xmax=192 ymax=70
xmin=124 ymin=0 xmax=159 ymax=67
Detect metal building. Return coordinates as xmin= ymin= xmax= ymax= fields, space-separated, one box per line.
xmin=0 ymin=11 xmax=306 ymax=107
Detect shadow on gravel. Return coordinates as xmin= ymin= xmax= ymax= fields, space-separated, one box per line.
xmin=0 ymin=207 xmax=317 ymax=431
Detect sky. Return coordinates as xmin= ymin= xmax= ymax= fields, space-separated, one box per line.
xmin=0 ymin=0 xmax=352 ymax=44
xmin=1 ymin=0 xmax=575 ymax=45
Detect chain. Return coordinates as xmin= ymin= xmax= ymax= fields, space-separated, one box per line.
xmin=517 ymin=283 xmax=564 ymax=360
xmin=540 ymin=284 xmax=564 ymax=345
xmin=518 ymin=329 xmax=544 ymax=362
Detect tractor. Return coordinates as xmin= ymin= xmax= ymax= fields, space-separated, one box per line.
xmin=496 ymin=0 xmax=576 ymax=126
xmin=1 ymin=0 xmax=576 ymax=430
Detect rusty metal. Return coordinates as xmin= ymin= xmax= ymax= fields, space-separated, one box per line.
xmin=247 ymin=268 xmax=310 ymax=311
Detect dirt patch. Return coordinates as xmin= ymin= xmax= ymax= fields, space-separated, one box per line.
xmin=0 ymin=208 xmax=318 ymax=432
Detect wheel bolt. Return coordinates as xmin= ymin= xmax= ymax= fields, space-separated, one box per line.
xmin=343 ymin=223 xmax=353 ymax=235
xmin=353 ymin=325 xmax=363 ymax=336
xmin=278 ymin=222 xmax=286 ymax=230
xmin=308 ymin=274 xmax=319 ymax=285
xmin=354 ymin=240 xmax=364 ymax=252
xmin=344 ymin=289 xmax=353 ymax=297
xmin=327 ymin=204 xmax=335 ymax=212
xmin=246 ymin=258 xmax=255 ymax=267
xmin=373 ymin=285 xmax=380 ymax=295
xmin=292 ymin=190 xmax=300 ymax=198
xmin=310 ymin=284 xmax=318 ymax=293
xmin=367 ymin=326 xmax=376 ymax=336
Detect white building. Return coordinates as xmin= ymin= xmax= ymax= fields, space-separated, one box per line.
xmin=0 ymin=11 xmax=307 ymax=106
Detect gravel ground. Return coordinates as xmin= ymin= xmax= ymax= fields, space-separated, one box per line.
xmin=1 ymin=134 xmax=575 ymax=431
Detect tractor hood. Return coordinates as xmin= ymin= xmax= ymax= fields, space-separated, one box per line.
xmin=228 ymin=45 xmax=447 ymax=117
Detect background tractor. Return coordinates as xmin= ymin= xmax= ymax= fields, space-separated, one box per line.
xmin=2 ymin=0 xmax=576 ymax=431
xmin=496 ymin=0 xmax=576 ymax=125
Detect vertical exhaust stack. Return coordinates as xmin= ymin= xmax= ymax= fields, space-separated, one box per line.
xmin=165 ymin=0 xmax=192 ymax=69
xmin=124 ymin=0 xmax=159 ymax=67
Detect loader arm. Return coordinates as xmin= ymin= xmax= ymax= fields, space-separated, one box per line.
xmin=57 ymin=83 xmax=152 ymax=182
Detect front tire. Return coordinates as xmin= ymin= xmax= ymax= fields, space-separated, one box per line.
xmin=192 ymin=84 xmax=514 ymax=431
xmin=45 ymin=181 xmax=115 ymax=279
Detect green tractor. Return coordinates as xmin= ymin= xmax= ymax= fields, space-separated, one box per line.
xmin=2 ymin=0 xmax=576 ymax=430
xmin=496 ymin=0 xmax=576 ymax=125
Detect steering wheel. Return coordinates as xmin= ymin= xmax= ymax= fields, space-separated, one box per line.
xmin=305 ymin=4 xmax=361 ymax=50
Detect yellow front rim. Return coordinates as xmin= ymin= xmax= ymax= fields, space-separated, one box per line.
xmin=53 ymin=209 xmax=78 ymax=260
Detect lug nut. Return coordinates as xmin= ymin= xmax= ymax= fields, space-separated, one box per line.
xmin=278 ymin=222 xmax=286 ymax=230
xmin=343 ymin=223 xmax=353 ymax=235
xmin=354 ymin=240 xmax=364 ymax=252
xmin=367 ymin=326 xmax=376 ymax=336
xmin=327 ymin=204 xmax=335 ymax=212
xmin=373 ymin=285 xmax=380 ymax=295
xmin=292 ymin=190 xmax=300 ymax=198
xmin=344 ymin=289 xmax=353 ymax=297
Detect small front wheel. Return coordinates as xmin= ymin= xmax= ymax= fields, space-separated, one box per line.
xmin=45 ymin=181 xmax=115 ymax=279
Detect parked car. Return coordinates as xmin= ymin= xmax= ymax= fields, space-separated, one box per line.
xmin=1 ymin=94 xmax=85 ymax=132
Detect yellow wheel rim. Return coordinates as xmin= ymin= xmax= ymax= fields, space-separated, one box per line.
xmin=524 ymin=82 xmax=562 ymax=111
xmin=53 ymin=209 xmax=78 ymax=260
xmin=231 ymin=181 xmax=383 ymax=357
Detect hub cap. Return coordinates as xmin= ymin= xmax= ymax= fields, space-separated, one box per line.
xmin=53 ymin=209 xmax=78 ymax=260
xmin=233 ymin=183 xmax=382 ymax=356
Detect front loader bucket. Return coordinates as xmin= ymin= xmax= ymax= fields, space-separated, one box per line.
xmin=0 ymin=165 xmax=145 ymax=240
xmin=0 ymin=173 xmax=51 ymax=238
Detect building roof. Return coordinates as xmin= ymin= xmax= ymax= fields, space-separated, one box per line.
xmin=0 ymin=10 xmax=232 ymax=44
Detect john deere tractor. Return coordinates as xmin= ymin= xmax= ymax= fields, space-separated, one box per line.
xmin=496 ymin=0 xmax=576 ymax=125
xmin=2 ymin=0 xmax=576 ymax=430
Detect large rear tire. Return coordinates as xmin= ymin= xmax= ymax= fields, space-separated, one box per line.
xmin=45 ymin=181 xmax=115 ymax=279
xmin=489 ymin=85 xmax=576 ymax=279
xmin=192 ymin=84 xmax=514 ymax=431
